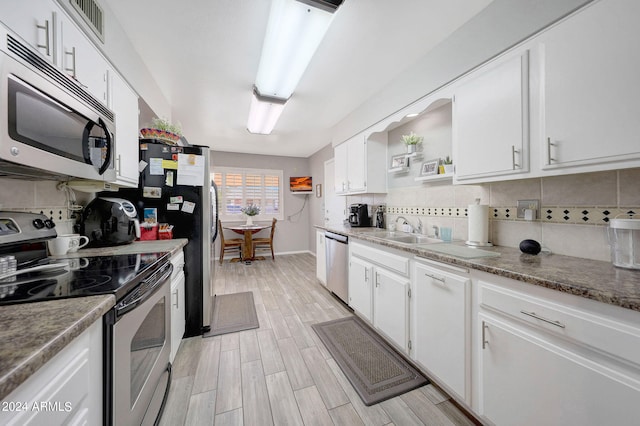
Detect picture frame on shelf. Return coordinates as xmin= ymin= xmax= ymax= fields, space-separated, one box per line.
xmin=420 ymin=159 xmax=439 ymax=176
xmin=390 ymin=154 xmax=409 ymax=169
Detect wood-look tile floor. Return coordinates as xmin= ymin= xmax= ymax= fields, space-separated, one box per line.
xmin=159 ymin=253 xmax=476 ymax=426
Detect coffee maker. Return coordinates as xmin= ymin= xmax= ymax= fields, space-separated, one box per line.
xmin=348 ymin=204 xmax=371 ymax=227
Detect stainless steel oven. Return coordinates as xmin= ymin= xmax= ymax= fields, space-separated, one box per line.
xmin=105 ymin=261 xmax=173 ymax=426
xmin=0 ymin=23 xmax=115 ymax=181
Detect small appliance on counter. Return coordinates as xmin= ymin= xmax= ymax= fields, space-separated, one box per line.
xmin=348 ymin=203 xmax=371 ymax=227
xmin=608 ymin=216 xmax=640 ymax=269
xmin=375 ymin=205 xmax=385 ymax=229
xmin=80 ymin=197 xmax=141 ymax=247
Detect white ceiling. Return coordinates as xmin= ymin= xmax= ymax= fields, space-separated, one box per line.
xmin=106 ymin=0 xmax=493 ymax=158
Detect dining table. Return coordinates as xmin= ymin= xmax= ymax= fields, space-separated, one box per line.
xmin=223 ymin=224 xmax=272 ymax=264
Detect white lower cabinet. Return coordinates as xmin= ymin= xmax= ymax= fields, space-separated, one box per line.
xmin=373 ymin=266 xmax=410 ymax=352
xmin=349 ymin=242 xmax=410 ymax=353
xmin=348 ymin=255 xmax=373 ymax=322
xmin=315 ymin=230 xmax=326 ymax=285
xmin=475 ymin=275 xmax=640 ymax=426
xmin=412 ymin=259 xmax=470 ymax=402
xmin=170 ymin=250 xmax=186 ymax=362
xmin=0 ymin=319 xmax=102 ymax=425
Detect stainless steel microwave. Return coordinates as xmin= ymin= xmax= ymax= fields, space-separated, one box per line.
xmin=0 ymin=24 xmax=116 ymax=181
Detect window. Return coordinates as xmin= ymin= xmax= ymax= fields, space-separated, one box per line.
xmin=213 ymin=167 xmax=283 ymax=221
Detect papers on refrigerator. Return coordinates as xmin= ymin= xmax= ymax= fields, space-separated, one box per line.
xmin=177 ymin=154 xmax=204 ymax=186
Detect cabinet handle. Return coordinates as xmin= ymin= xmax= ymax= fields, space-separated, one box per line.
xmin=546 ymin=137 xmax=556 ymax=165
xmin=511 ymin=145 xmax=520 ymax=170
xmin=364 ymin=269 xmax=368 ymax=282
xmin=341 ymin=182 xmax=345 ymax=191
xmin=520 ymin=310 xmax=565 ymax=328
xmin=482 ymin=321 xmax=489 ymax=349
xmin=116 ymin=155 xmax=122 ymax=174
xmin=173 ymin=288 xmax=179 ymax=309
xmin=36 ymin=19 xmax=50 ymax=56
xmin=65 ymin=47 xmax=77 ymax=78
xmin=375 ymin=272 xmax=380 ymax=287
xmin=424 ymin=272 xmax=446 ymax=283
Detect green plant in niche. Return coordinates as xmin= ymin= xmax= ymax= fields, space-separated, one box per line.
xmin=401 ymin=131 xmax=423 ymax=145
xmin=443 ymin=155 xmax=453 ymax=165
xmin=150 ymin=117 xmax=183 ymax=136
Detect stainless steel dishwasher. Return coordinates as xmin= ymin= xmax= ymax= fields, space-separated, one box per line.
xmin=325 ymin=231 xmax=348 ymax=303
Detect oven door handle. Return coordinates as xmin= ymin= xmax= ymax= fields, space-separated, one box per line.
xmin=115 ymin=263 xmax=173 ymax=317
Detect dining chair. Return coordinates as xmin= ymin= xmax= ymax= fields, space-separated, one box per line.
xmin=252 ymin=218 xmax=277 ymax=260
xmin=218 ymin=220 xmax=243 ymax=264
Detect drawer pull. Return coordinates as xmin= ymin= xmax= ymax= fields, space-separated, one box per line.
xmin=482 ymin=321 xmax=489 ymax=349
xmin=425 ymin=272 xmax=446 ymax=284
xmin=520 ymin=310 xmax=565 ymax=328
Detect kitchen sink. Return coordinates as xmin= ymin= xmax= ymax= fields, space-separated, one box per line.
xmin=367 ymin=231 xmax=443 ymax=245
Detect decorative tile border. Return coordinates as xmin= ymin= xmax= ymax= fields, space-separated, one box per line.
xmin=386 ymin=205 xmax=639 ymax=226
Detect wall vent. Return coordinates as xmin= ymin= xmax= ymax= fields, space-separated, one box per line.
xmin=69 ymin=0 xmax=105 ymax=43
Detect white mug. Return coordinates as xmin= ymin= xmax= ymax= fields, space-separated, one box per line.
xmin=47 ymin=235 xmax=74 ymax=256
xmin=62 ymin=234 xmax=90 ymax=253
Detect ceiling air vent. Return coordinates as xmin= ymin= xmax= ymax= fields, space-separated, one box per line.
xmin=69 ymin=0 xmax=105 ymax=43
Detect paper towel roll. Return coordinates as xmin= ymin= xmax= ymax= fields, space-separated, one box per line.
xmin=467 ymin=204 xmax=489 ymax=245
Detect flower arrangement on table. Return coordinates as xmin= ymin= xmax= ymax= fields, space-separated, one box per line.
xmin=241 ymin=204 xmax=260 ymax=225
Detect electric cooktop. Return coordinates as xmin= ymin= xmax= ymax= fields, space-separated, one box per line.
xmin=0 ymin=251 xmax=169 ymax=305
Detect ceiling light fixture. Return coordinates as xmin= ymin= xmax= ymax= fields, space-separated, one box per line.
xmin=247 ymin=0 xmax=343 ymax=134
xmin=247 ymin=87 xmax=287 ymax=135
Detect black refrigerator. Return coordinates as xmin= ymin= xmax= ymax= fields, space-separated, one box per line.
xmin=119 ymin=139 xmax=218 ymax=337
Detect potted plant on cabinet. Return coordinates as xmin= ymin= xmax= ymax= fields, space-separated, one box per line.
xmin=401 ymin=132 xmax=423 ymax=154
xmin=140 ymin=117 xmax=183 ymax=144
xmin=241 ymin=204 xmax=260 ymax=226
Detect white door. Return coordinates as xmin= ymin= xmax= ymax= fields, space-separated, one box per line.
xmin=110 ymin=71 xmax=140 ymax=187
xmin=454 ymin=52 xmax=528 ymax=180
xmin=479 ymin=314 xmax=640 ymax=426
xmin=374 ymin=267 xmax=409 ymax=352
xmin=413 ymin=262 xmax=469 ymax=399
xmin=539 ymin=0 xmax=640 ymax=168
xmin=348 ymin=256 xmax=373 ymax=322
xmin=324 ymin=159 xmax=346 ymax=225
xmin=347 ymin=136 xmax=366 ymax=192
xmin=0 ymin=0 xmax=58 ymax=64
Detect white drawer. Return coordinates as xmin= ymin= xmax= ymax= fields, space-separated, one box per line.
xmin=479 ymin=280 xmax=640 ymax=366
xmin=170 ymin=250 xmax=185 ymax=280
xmin=350 ymin=242 xmax=410 ymax=276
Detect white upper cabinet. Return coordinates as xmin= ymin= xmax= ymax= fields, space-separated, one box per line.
xmin=453 ymin=50 xmax=529 ymax=181
xmin=536 ymin=0 xmax=640 ymax=171
xmin=0 ymin=0 xmax=58 ymax=64
xmin=334 ymin=132 xmax=387 ymax=195
xmin=110 ymin=71 xmax=140 ymax=187
xmin=58 ymin=12 xmax=109 ymax=105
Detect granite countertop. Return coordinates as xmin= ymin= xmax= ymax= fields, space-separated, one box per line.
xmin=0 ymin=295 xmax=114 ymax=400
xmin=0 ymin=238 xmax=188 ymax=401
xmin=318 ymin=225 xmax=640 ymax=313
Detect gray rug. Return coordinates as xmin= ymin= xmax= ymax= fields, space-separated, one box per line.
xmin=312 ymin=316 xmax=428 ymax=406
xmin=206 ymin=292 xmax=259 ymax=337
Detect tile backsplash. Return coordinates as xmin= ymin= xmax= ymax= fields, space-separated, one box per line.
xmin=363 ymin=168 xmax=640 ymax=262
xmin=0 ymin=178 xmax=94 ymax=234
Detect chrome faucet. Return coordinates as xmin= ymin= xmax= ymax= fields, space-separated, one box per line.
xmin=432 ymin=225 xmax=439 ymax=238
xmin=396 ymin=216 xmax=413 ymax=232
xmin=396 ymin=216 xmax=423 ymax=234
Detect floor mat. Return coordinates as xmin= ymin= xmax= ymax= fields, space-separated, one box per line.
xmin=205 ymin=292 xmax=259 ymax=337
xmin=312 ymin=316 xmax=428 ymax=406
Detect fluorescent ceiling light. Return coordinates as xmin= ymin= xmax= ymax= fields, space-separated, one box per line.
xmin=247 ymin=88 xmax=287 ymax=135
xmin=255 ymin=0 xmax=336 ymax=99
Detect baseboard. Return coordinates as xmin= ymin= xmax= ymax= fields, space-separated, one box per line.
xmin=219 ymin=249 xmax=312 ymax=261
